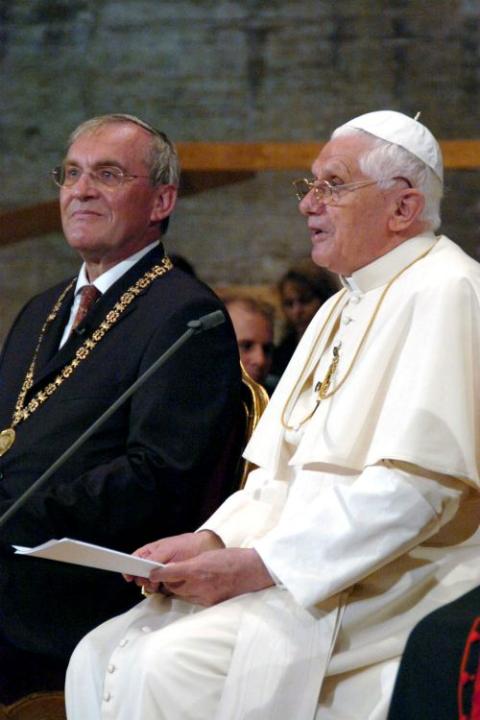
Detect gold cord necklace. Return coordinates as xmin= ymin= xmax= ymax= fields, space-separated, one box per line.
xmin=0 ymin=257 xmax=173 ymax=457
xmin=281 ymin=242 xmax=437 ymax=431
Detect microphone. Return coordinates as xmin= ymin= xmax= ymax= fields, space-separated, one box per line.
xmin=0 ymin=310 xmax=226 ymax=530
xmin=187 ymin=309 xmax=224 ymax=333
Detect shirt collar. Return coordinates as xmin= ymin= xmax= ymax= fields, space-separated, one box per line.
xmin=341 ymin=232 xmax=437 ymax=294
xmin=74 ymin=240 xmax=160 ymax=296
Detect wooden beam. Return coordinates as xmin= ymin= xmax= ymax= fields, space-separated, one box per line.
xmin=177 ymin=142 xmax=322 ymax=171
xmin=0 ymin=201 xmax=61 ymax=247
xmin=176 ymin=140 xmax=480 ymax=171
xmin=440 ymin=140 xmax=480 ymax=169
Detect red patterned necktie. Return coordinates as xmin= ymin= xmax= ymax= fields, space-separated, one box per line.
xmin=71 ymin=284 xmax=101 ymax=332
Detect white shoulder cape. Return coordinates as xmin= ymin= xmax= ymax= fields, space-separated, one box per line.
xmin=245 ymin=235 xmax=480 ymax=488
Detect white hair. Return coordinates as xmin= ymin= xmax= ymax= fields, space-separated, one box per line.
xmin=331 ymin=126 xmax=443 ymax=230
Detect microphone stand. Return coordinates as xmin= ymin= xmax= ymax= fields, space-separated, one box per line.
xmin=0 ymin=310 xmax=225 ymax=530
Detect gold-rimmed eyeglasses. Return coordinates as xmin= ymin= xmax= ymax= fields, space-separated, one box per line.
xmin=292 ymin=176 xmax=413 ymax=206
xmin=50 ymin=164 xmax=151 ymax=190
xmin=292 ymin=178 xmax=378 ymax=205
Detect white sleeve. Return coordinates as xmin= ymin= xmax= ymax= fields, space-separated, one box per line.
xmin=197 ymin=467 xmax=288 ymax=548
xmin=253 ymin=461 xmax=466 ymax=608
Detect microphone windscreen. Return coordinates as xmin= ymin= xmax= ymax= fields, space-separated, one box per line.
xmin=188 ymin=310 xmax=225 ymax=332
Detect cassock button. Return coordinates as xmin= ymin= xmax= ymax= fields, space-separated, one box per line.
xmin=342 ymin=315 xmax=353 ymax=325
xmin=119 ymin=638 xmax=129 ymax=647
xmin=141 ymin=625 xmax=151 ymax=633
xmin=107 ymin=663 xmax=116 ymax=673
xmin=103 ymin=691 xmax=111 ymax=702
xmin=350 ymin=294 xmax=361 ymax=304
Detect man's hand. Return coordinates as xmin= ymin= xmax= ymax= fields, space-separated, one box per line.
xmin=149 ymin=547 xmax=274 ymax=606
xmin=125 ymin=530 xmax=224 ymax=594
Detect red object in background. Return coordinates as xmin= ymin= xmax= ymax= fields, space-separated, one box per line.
xmin=458 ymin=617 xmax=480 ymax=720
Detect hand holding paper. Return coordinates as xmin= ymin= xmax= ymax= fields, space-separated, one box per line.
xmin=127 ymin=531 xmax=225 ymax=594
xmin=13 ymin=537 xmax=165 ymax=578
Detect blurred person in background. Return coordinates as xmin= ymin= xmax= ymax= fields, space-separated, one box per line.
xmin=271 ymin=260 xmax=339 ymax=380
xmin=223 ymin=294 xmax=275 ymax=389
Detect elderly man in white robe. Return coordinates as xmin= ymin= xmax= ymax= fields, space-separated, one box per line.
xmin=65 ymin=111 xmax=480 ymax=720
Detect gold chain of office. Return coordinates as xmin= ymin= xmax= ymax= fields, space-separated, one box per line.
xmin=0 ymin=257 xmax=173 ymax=457
xmin=280 ymin=242 xmax=437 ymax=431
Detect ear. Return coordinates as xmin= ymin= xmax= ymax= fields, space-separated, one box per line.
xmin=149 ymin=185 xmax=178 ymax=224
xmin=388 ymin=189 xmax=425 ymax=233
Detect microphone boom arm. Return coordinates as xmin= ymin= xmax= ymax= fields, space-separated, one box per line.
xmin=0 ymin=310 xmax=225 ymax=530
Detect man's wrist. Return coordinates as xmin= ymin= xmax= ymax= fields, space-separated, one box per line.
xmin=195 ymin=529 xmax=225 ymax=550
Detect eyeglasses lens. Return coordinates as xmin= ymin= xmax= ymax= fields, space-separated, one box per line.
xmin=50 ymin=166 xmax=125 ymax=189
xmin=293 ymin=179 xmax=332 ymax=205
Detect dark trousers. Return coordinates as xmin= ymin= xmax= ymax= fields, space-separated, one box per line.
xmin=387 ymin=586 xmax=480 ymax=720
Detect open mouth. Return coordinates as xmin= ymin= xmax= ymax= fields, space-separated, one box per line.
xmin=310 ymin=227 xmax=326 ymax=240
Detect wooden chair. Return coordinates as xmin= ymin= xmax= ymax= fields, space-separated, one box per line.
xmin=0 ymin=692 xmax=66 ymax=720
xmin=0 ymin=366 xmax=269 ymax=720
xmin=238 ymin=363 xmax=269 ymax=488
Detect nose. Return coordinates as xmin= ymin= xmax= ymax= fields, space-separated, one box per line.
xmin=245 ymin=345 xmax=271 ymax=382
xmin=289 ymin=300 xmax=306 ymax=322
xmin=251 ymin=345 xmax=268 ymax=368
xmin=299 ymin=189 xmax=323 ymax=215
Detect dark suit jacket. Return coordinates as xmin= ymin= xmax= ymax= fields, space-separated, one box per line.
xmin=0 ymin=244 xmax=241 ymax=660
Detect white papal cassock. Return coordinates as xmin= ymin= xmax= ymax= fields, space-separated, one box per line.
xmin=66 ymin=232 xmax=480 ymax=720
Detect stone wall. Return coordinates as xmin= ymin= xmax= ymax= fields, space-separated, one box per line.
xmin=1 ymin=0 xmax=479 ymax=339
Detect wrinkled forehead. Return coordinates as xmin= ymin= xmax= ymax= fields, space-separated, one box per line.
xmin=65 ymin=123 xmax=151 ymax=167
xmin=311 ymin=133 xmax=374 ymax=179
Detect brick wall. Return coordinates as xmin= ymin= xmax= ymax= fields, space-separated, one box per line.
xmin=1 ymin=0 xmax=479 ymax=339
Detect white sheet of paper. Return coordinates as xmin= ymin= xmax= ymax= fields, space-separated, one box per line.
xmin=13 ymin=537 xmax=164 ymax=578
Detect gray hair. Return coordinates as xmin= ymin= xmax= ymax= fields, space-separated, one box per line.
xmin=331 ymin=126 xmax=443 ymax=231
xmin=68 ymin=113 xmax=180 ymax=187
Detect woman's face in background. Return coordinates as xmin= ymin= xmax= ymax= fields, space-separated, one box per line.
xmin=280 ymin=280 xmax=322 ymax=338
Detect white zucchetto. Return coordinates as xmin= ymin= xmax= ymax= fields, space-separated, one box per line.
xmin=337 ymin=110 xmax=443 ymax=182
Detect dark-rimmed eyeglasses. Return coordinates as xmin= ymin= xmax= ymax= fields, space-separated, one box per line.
xmin=50 ymin=164 xmax=151 ymax=190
